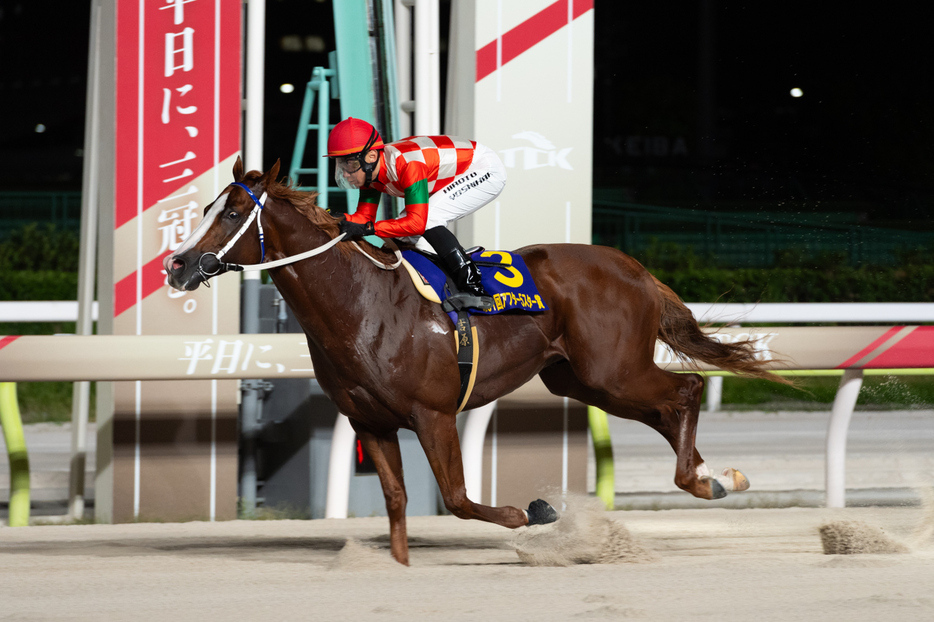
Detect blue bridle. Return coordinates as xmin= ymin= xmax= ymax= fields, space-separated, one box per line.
xmin=228 ymin=182 xmax=267 ymax=260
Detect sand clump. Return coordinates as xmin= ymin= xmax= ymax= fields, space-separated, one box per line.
xmin=819 ymin=520 xmax=908 ymax=555
xmin=513 ymin=496 xmax=658 ymax=566
xmin=328 ymin=538 xmax=400 ymax=571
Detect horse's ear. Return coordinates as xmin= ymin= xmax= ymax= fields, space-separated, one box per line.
xmin=263 ymin=158 xmax=281 ymax=189
xmin=232 ymin=155 xmax=244 ymax=181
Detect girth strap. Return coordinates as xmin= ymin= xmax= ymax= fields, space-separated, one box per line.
xmin=450 ymin=307 xmax=479 ymax=414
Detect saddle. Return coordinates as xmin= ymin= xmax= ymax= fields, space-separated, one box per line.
xmin=401 ymin=247 xmax=549 ymax=315
xmin=400 ymin=248 xmax=549 ymax=413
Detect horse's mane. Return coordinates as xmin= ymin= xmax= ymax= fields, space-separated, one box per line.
xmin=252 ymin=171 xmax=400 ymax=264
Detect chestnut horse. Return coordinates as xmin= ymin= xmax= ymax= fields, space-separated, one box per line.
xmin=165 ymin=159 xmax=781 ymax=565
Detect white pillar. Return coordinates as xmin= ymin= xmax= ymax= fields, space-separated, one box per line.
xmin=825 ymin=368 xmax=863 ymax=508
xmin=428 ymin=0 xmax=440 ymax=133
xmin=245 ymin=0 xmax=265 ymax=172
xmin=325 ymin=413 xmax=356 ymax=518
xmin=240 ymin=0 xmax=265 ymax=505
xmin=395 ymin=0 xmax=412 ymax=137
xmin=413 ymin=0 xmax=440 ymax=135
xmin=70 ymin=0 xmax=103 ymax=520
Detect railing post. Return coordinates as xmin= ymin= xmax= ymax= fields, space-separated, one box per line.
xmin=705 ymin=375 xmax=723 ymax=412
xmin=825 ymin=368 xmax=863 ymax=508
xmin=0 ymin=383 xmax=30 ymax=526
xmin=588 ymin=406 xmax=615 ymax=510
xmin=325 ymin=413 xmax=355 ymax=519
xmin=461 ymin=401 xmax=496 ymax=502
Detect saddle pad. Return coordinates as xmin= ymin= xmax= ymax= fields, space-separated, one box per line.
xmin=401 ymin=249 xmax=549 ymax=316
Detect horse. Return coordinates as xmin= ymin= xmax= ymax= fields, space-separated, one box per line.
xmin=165 ymin=158 xmax=783 ymax=565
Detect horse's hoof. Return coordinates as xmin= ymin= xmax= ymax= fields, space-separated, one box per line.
xmin=526 ymin=499 xmax=558 ymax=526
xmin=704 ymin=477 xmax=727 ymax=500
xmin=718 ymin=467 xmax=750 ymax=492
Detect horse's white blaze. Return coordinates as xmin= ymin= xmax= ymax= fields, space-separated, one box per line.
xmin=174 ymin=192 xmax=229 ymax=257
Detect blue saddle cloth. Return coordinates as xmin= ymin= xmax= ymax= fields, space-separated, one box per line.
xmin=402 ymin=249 xmax=549 ymax=319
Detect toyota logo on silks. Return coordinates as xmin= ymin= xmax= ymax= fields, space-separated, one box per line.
xmin=499 ymin=131 xmax=574 ymax=171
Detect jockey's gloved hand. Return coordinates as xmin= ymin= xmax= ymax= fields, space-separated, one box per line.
xmin=339 ymin=219 xmax=375 ymax=239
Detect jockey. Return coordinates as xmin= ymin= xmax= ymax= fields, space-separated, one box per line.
xmin=326 ymin=117 xmax=506 ymax=311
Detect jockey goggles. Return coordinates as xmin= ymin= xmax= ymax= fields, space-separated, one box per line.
xmin=332 ymin=127 xmax=382 ymax=190
xmin=334 ymin=156 xmax=364 ymax=175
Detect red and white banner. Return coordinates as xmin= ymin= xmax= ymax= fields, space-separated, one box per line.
xmin=113 ymin=0 xmax=241 ymax=324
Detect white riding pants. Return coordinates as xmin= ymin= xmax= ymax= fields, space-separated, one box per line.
xmin=400 ymin=144 xmax=506 ymax=253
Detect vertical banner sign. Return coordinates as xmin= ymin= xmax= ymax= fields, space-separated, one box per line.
xmin=100 ymin=0 xmax=242 ymax=523
xmin=449 ymin=0 xmax=594 ymax=251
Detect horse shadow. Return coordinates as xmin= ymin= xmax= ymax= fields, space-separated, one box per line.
xmin=1 ymin=532 xmax=519 ymax=565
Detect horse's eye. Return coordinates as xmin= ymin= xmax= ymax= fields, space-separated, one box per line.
xmin=227 ymin=210 xmax=240 ymax=220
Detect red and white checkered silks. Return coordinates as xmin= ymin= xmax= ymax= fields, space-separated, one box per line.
xmin=375 ymin=136 xmax=478 ymax=198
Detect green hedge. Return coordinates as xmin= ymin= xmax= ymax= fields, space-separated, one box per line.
xmin=715 ymin=375 xmax=934 ymax=410
xmin=651 ymin=265 xmax=934 ymax=303
xmin=632 ymin=240 xmax=934 ymax=302
xmin=3 ymin=264 xmax=933 ymax=305
xmin=0 ymin=223 xmax=80 ymax=271
xmin=0 ymin=270 xmax=79 ymax=301
xmin=1 ymin=225 xmax=86 ymax=423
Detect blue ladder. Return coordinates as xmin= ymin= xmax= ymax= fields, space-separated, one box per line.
xmin=288 ymin=54 xmax=347 ymax=212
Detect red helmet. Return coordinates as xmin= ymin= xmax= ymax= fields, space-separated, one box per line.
xmin=326 ymin=117 xmax=384 ymax=157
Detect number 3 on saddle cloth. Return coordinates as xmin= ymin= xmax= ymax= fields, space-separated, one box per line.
xmin=400 ymin=249 xmax=549 ymax=413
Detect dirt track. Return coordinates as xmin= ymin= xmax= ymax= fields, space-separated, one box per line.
xmin=1 ymin=506 xmax=933 ymax=621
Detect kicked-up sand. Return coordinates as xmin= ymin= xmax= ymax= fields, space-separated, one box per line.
xmin=1 ymin=504 xmax=934 ymax=621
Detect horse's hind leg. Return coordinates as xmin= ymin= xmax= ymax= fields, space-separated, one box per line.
xmin=350 ymin=422 xmax=410 ymax=565
xmin=412 ymin=410 xmax=550 ymax=528
xmin=641 ymin=370 xmax=749 ymax=497
xmin=541 ymin=361 xmax=747 ymax=500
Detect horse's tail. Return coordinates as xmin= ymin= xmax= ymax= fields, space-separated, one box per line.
xmin=652 ymin=276 xmax=791 ymax=384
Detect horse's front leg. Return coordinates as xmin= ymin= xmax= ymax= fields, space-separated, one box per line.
xmin=349 ymin=422 xmax=409 ymax=565
xmin=413 ymin=410 xmax=554 ymax=528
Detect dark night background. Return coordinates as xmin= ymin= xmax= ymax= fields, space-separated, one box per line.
xmin=1 ymin=1 xmax=932 ymax=230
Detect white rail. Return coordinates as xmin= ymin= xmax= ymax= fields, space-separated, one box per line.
xmin=0 ymin=301 xmax=99 ymax=323
xmin=687 ymin=302 xmax=934 ymax=324
xmin=6 ymin=301 xmax=934 ymax=325
xmin=5 ymin=301 xmax=932 ymax=511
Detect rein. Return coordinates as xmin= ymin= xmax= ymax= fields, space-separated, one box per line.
xmin=195 ymin=182 xmax=401 ymax=282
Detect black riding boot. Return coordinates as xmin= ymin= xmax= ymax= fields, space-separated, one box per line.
xmin=422 ymin=225 xmax=494 ymax=311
